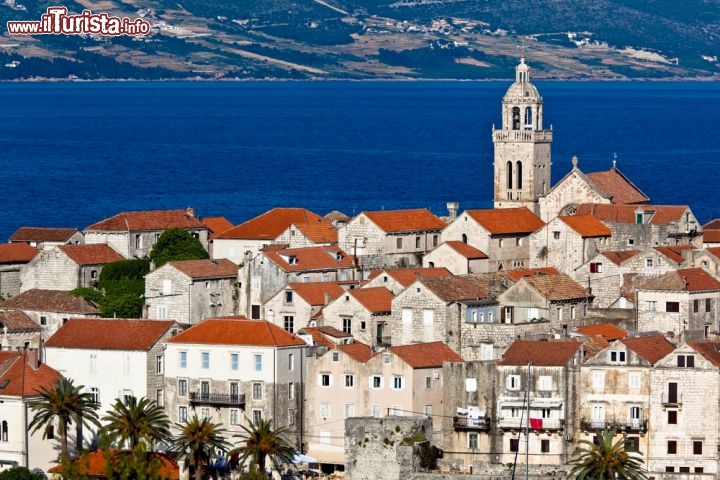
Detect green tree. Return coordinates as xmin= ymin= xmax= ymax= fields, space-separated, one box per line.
xmin=567 ymin=428 xmax=648 ymax=480
xmin=101 ymin=395 xmax=172 ymax=451
xmin=170 ymin=416 xmax=230 ymax=480
xmin=103 ymin=444 xmax=167 ymax=480
xmin=0 ymin=467 xmax=46 ymax=480
xmin=149 ymin=228 xmax=209 ymax=268
xmin=72 ymin=259 xmax=150 ymax=318
xmin=28 ymin=377 xmax=100 ymax=476
xmin=235 ymin=419 xmax=295 ymax=474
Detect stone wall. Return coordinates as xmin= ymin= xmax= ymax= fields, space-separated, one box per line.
xmin=20 ymin=249 xmax=80 ymax=292
xmin=0 ymin=265 xmax=22 ymax=300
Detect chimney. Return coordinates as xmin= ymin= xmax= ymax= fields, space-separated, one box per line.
xmin=446 ymin=201 xmax=459 ymax=222
xmin=26 ymin=348 xmax=39 ymax=370
xmin=186 ymin=207 xmax=195 ymax=218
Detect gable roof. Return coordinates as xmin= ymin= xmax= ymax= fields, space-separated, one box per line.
xmin=522 ymin=274 xmax=589 ymax=301
xmin=688 ymin=341 xmax=720 ymax=368
xmin=167 ymin=259 xmax=238 ymax=279
xmin=293 ymin=222 xmax=338 ymax=244
xmin=215 ymin=208 xmax=326 ymax=240
xmin=0 ymin=289 xmax=99 ymax=314
xmin=168 ymin=317 xmax=306 ymax=347
xmin=349 ymin=287 xmax=393 ymax=314
xmin=620 ymin=335 xmax=676 ymax=364
xmin=366 ymin=267 xmax=452 ymax=288
xmin=558 ymin=215 xmax=612 ymax=238
xmin=297 ymin=327 xmax=337 ymax=350
xmin=640 ymin=267 xmax=720 ymax=293
xmin=704 ymin=219 xmax=720 ymax=230
xmin=465 ymin=208 xmax=545 ymax=235
xmin=0 ymin=311 xmax=41 ymax=332
xmin=498 ymin=339 xmax=581 ymax=366
xmin=202 ymin=216 xmax=234 ymax=239
xmin=362 ymin=209 xmax=446 ymax=233
xmin=703 ymin=230 xmax=720 ymax=243
xmin=9 ymin=227 xmax=79 ymax=243
xmin=575 ymin=323 xmax=627 ymax=341
xmin=288 ymin=282 xmax=345 ymax=306
xmin=338 ymin=342 xmax=374 ymax=363
xmin=443 ymin=241 xmax=488 ymax=259
xmin=45 ymin=319 xmax=175 ymax=350
xmin=602 ymin=250 xmax=640 ymax=265
xmin=418 ymin=274 xmax=504 ymax=303
xmin=585 ymin=167 xmax=650 ymax=204
xmin=58 ymin=244 xmax=124 ymax=266
xmin=263 ymin=245 xmax=353 ymax=272
xmin=653 ymin=245 xmax=695 ymax=265
xmin=0 ymin=351 xmax=62 ymax=397
xmin=85 ymin=209 xmax=205 ymax=232
xmin=503 ymin=267 xmax=559 ymax=281
xmin=389 ymin=341 xmax=463 ymax=368
xmin=575 ymin=204 xmax=689 ymax=225
xmin=0 ymin=243 xmax=39 ymax=264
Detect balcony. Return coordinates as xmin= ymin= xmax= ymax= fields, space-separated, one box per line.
xmin=492 ymin=130 xmax=553 ymax=143
xmin=661 ymin=393 xmax=682 ymax=408
xmin=189 ymin=392 xmax=246 ymax=408
xmin=497 ymin=417 xmax=564 ymax=431
xmin=580 ymin=418 xmax=647 ymax=433
xmin=453 ymin=416 xmax=491 ymax=431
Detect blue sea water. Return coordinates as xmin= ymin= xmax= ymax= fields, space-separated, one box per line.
xmin=0 ymin=80 xmax=719 ymax=241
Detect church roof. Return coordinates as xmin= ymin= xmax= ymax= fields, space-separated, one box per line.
xmin=586 ymin=167 xmax=649 ymax=204
xmin=503 ymin=58 xmax=542 ymax=104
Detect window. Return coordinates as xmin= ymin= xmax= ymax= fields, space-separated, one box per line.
xmin=179 ymin=351 xmax=187 ymax=368
xmin=645 ymin=258 xmax=653 ymax=268
xmin=396 ymin=237 xmax=403 ymax=249
xmin=415 ymin=236 xmax=421 ymax=249
xmin=667 ymin=410 xmax=677 ymax=424
xmin=538 ymin=376 xmax=552 ymax=391
xmin=591 ymin=371 xmax=605 ymax=390
xmin=646 ymin=301 xmax=656 ymax=312
xmin=423 ymin=309 xmax=434 ymax=326
xmin=345 ymin=374 xmax=355 ymax=388
xmin=40 ymin=316 xmax=47 ymax=326
xmin=251 ymin=305 xmax=261 ymax=319
xmin=157 ymin=305 xmax=167 ymax=320
xmin=506 ymin=375 xmax=520 ymax=391
xmin=201 ymin=352 xmax=210 ymax=369
xmin=665 ymin=467 xmax=675 ymax=473
xmin=666 ymin=301 xmax=680 ymax=312
xmin=609 ymin=351 xmax=626 ymax=364
xmin=252 ymin=382 xmax=262 ymax=401
xmin=200 ymin=408 xmax=211 ymax=420
xmin=332 ymin=351 xmax=340 ymax=362
xmin=465 ymin=378 xmax=477 ymax=392
xmin=284 ymin=316 xmax=294 ymax=333
xmin=344 ymin=404 xmax=355 ymax=419
xmin=360 ymin=321 xmax=366 ymax=331
xmin=89 ymin=353 xmax=97 ymax=374
xmin=288 ymin=408 xmax=296 ymax=426
xmin=320 ymin=431 xmax=330 ymax=445
xmin=627 ymin=238 xmax=635 ymax=246
xmin=251 ymin=276 xmax=260 ymax=290
xmin=254 ymin=354 xmax=262 ymax=371
xmin=156 ymin=355 xmax=163 ymax=374
xmin=570 ymin=305 xmax=575 ymax=319
xmin=288 ymin=382 xmax=295 ymax=400
xmin=677 ymin=354 xmax=695 ymax=368
xmin=178 ymin=406 xmax=187 ymax=423
xmin=230 ymin=409 xmax=239 ymax=425
xmin=510 ymin=438 xmax=519 ymax=452
xmin=156 ymin=389 xmax=164 ymax=407
xmin=178 ymin=379 xmax=187 ymax=397
xmin=343 ymin=317 xmax=352 ymax=334
xmin=122 ymin=355 xmax=130 ymax=376
xmin=553 ymin=231 xmax=560 ymax=240
xmin=383 ymin=353 xmax=391 ymax=364
xmin=371 ymin=375 xmax=382 ymax=389
xmin=625 ymin=437 xmax=639 ymax=452
xmin=401 ymin=309 xmax=412 ymax=326
xmin=498 ymin=238 xmax=504 ymax=248
xmin=392 ymin=375 xmax=404 ymax=390
xmin=320 ymin=373 xmax=331 ymax=387
xmin=707 ymin=298 xmax=712 ymax=312
xmin=90 ymin=387 xmax=99 ymax=403
xmin=468 ymin=432 xmax=478 ymax=449
xmin=433 ymin=234 xmax=439 ymax=247
xmin=135 ymin=234 xmax=142 ymax=249
xmin=679 ymin=467 xmax=690 ymax=473
xmin=285 ymin=290 xmax=293 ymax=303
xmin=589 ymin=262 xmax=603 ymax=273
xmin=667 ymin=440 xmax=677 ymax=454
xmin=46 ymin=425 xmax=54 ymax=439
xmin=694 ymin=299 xmax=699 ymax=313
xmin=320 ymin=403 xmax=330 ymax=419
xmin=424 ymin=405 xmax=432 ymax=417
xmin=231 ymin=353 xmax=239 ymax=370
xmin=288 ymin=353 xmax=294 ymax=371
xmin=372 ymin=405 xmax=381 ymax=418
xmin=199 ymin=381 xmax=210 ymax=399
xmin=541 ymin=439 xmax=550 ymax=453
xmin=693 ymin=440 xmax=703 ymax=455
xmin=425 ymin=377 xmax=432 ymax=389
xmin=696 ymin=467 xmax=705 ymax=473
xmin=628 ymin=372 xmax=641 ymax=389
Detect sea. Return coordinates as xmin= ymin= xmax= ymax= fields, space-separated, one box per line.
xmin=0 ymin=80 xmax=719 ymax=241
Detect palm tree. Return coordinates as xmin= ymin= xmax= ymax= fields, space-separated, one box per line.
xmin=235 ymin=418 xmax=295 ymax=475
xmin=170 ymin=415 xmax=230 ymax=480
xmin=567 ymin=428 xmax=648 ymax=480
xmin=28 ymin=377 xmax=100 ymax=469
xmin=101 ymin=395 xmax=172 ymax=451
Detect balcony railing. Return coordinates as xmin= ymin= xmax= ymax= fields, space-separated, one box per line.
xmin=580 ymin=418 xmax=647 ymax=433
xmin=497 ymin=417 xmax=563 ymax=430
xmin=661 ymin=393 xmax=682 ymax=407
xmin=189 ymin=392 xmax=246 ymax=408
xmin=492 ymin=130 xmax=553 ymax=143
xmin=453 ymin=416 xmax=491 ymax=431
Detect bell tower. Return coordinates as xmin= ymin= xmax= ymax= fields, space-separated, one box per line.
xmin=492 ymin=58 xmax=552 ymax=214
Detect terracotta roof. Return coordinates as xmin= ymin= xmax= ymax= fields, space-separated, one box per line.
xmin=602 ymin=250 xmax=640 ymax=265
xmin=366 ymin=267 xmax=453 ymax=287
xmin=59 ymin=244 xmax=124 ymax=266
xmin=350 ymin=287 xmax=393 ymax=314
xmin=263 ymin=245 xmax=354 ymax=272
xmin=585 ymin=168 xmax=650 ymax=204
xmin=704 ymin=230 xmax=720 ymax=243
xmin=315 ymin=325 xmax=352 ymax=338
xmin=581 ymin=335 xmax=610 ymax=360
xmin=621 ymin=335 xmax=676 ymax=365
xmin=362 ymin=209 xmax=446 ymax=233
xmin=215 ymin=208 xmax=326 ymax=240
xmin=49 ymin=450 xmax=179 ymax=480
xmin=297 ymin=327 xmax=336 ymax=350
xmin=85 ymin=209 xmax=205 ymax=232
xmin=653 ymin=245 xmax=695 ymax=265
xmin=575 ymin=323 xmax=628 ymax=341
xmin=0 ymin=351 xmax=62 ymax=397
xmin=45 ymin=319 xmax=175 ymax=350
xmin=288 ymin=282 xmax=345 ymax=306
xmin=641 ymin=267 xmax=720 ymax=293
xmin=202 ymin=216 xmax=234 ymax=239
xmin=707 ymin=248 xmax=720 ymax=260
xmin=503 ymin=268 xmax=559 ymax=281
xmin=498 ymin=339 xmax=582 ymax=366
xmin=704 ymin=219 xmax=720 ymax=230
xmin=688 ymin=341 xmax=720 ymax=368
xmin=465 ymin=208 xmax=545 ymax=235
xmin=167 ymin=259 xmax=238 ymax=279
xmin=325 ymin=211 xmax=351 ymax=223
xmin=0 ymin=289 xmax=99 ymax=314
xmin=0 ymin=311 xmax=41 ymax=332
xmin=338 ymin=342 xmax=374 ymax=363
xmin=558 ymin=215 xmax=612 ymax=238
xmin=523 ymin=274 xmax=589 ymax=301
xmin=444 ymin=241 xmax=488 ymax=259
xmin=0 ymin=243 xmax=39 ymax=264
xmin=390 ymin=341 xmax=463 ymax=368
xmin=575 ymin=204 xmax=689 ymax=225
xmin=168 ymin=317 xmax=306 ymax=347
xmin=418 ymin=274 xmax=506 ymax=303
xmin=294 ymin=222 xmax=338 ymax=244
xmin=9 ymin=227 xmax=79 ymax=243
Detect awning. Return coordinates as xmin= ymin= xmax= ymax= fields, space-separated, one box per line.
xmin=306 ymin=444 xmax=345 ymax=465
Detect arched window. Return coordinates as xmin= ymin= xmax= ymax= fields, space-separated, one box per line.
xmin=461 ymin=234 xmax=468 ymax=244
xmin=512 ymin=107 xmax=520 ymax=130
xmin=506 ymin=161 xmax=513 ymax=190
xmin=516 ymin=161 xmax=523 ymax=189
xmin=524 ymin=107 xmax=533 ymax=129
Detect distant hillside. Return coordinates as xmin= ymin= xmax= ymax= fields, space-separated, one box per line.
xmin=0 ymin=0 xmax=718 ymax=80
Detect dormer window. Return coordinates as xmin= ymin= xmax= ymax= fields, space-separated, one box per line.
xmin=336 ymin=252 xmax=343 ymax=261
xmin=635 ymin=208 xmax=645 ymax=224
xmin=609 ymin=350 xmax=626 ymax=364
xmin=677 ymin=354 xmax=695 ymax=368
xmin=288 ymin=256 xmax=297 ymax=265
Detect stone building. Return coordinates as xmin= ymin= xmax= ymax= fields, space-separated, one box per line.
xmin=164 ymin=317 xmax=306 ymax=449
xmin=422 ymin=240 xmax=490 ymax=274
xmin=8 ymin=226 xmax=84 ymax=250
xmin=322 ymin=286 xmax=393 ymax=347
xmin=362 ymin=267 xmax=452 ymax=295
xmin=338 ymin=209 xmax=447 ymax=270
xmin=275 ymin=222 xmax=338 ymax=248
xmin=144 ymin=258 xmax=239 ymax=324
xmin=573 ymin=250 xmax=640 ymax=308
xmin=20 ymin=243 xmax=124 ymax=292
xmin=441 ymin=208 xmax=545 ymax=272
xmin=84 ymin=208 xmax=209 ymax=260
xmin=0 ymin=243 xmax=38 ymax=300
xmin=0 ymin=310 xmax=42 ymax=350
xmin=685 ymin=247 xmax=720 ymax=276
xmin=263 ymin=281 xmax=347 ymax=334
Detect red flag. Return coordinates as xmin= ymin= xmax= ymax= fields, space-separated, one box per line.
xmin=529 ymin=418 xmax=543 ymax=429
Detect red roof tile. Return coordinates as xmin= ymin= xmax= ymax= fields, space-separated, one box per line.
xmin=366 ymin=267 xmax=453 ymax=287
xmin=503 ymin=268 xmax=559 ymax=281
xmin=50 ymin=450 xmax=179 ymax=480
xmin=0 ymin=311 xmax=41 ymax=332
xmin=297 ymin=327 xmax=337 ymax=350
xmin=575 ymin=204 xmax=689 ymax=225
xmin=168 ymin=259 xmax=238 ymax=279
xmin=338 ymin=342 xmax=374 ymax=363
xmin=498 ymin=340 xmax=582 ymax=366
xmin=602 ymin=250 xmax=640 ymax=265
xmin=288 ymin=282 xmax=346 ymax=306
xmin=45 ymin=319 xmax=175 ymax=350
xmin=0 ymin=351 xmax=62 ymax=397
xmin=263 ymin=245 xmax=354 ymax=272
xmin=558 ymin=215 xmax=611 ymax=238
xmin=704 ymin=230 xmax=720 ymax=243
xmin=523 ymin=274 xmax=589 ymax=301
xmin=688 ymin=341 xmax=720 ymax=368
xmin=444 ymin=241 xmax=488 ymax=259
xmin=641 ymin=268 xmax=720 ymax=292
xmin=653 ymin=245 xmax=695 ymax=265
xmin=9 ymin=227 xmax=79 ymax=243
xmin=168 ymin=317 xmax=306 ymax=347
xmin=85 ymin=209 xmax=205 ymax=232
xmin=215 ymin=208 xmax=326 ymax=240
xmin=294 ymin=222 xmax=338 ymax=244
xmin=202 ymin=217 xmax=234 ymax=239
xmin=418 ymin=274 xmax=502 ymax=302
xmin=59 ymin=244 xmax=124 ymax=266
xmin=0 ymin=289 xmax=99 ymax=314
xmin=0 ymin=243 xmax=39 ymax=263
xmin=350 ymin=287 xmax=393 ymax=314
xmin=704 ymin=219 xmax=720 ymax=230
xmin=575 ymin=323 xmax=628 ymax=341
xmin=621 ymin=335 xmax=675 ymax=364
xmin=585 ymin=168 xmax=650 ymax=204
xmin=390 ymin=341 xmax=463 ymax=368
xmin=362 ymin=209 xmax=446 ymax=233
xmin=465 ymin=208 xmax=545 ymax=235
xmin=314 ymin=325 xmax=352 ymax=338
xmin=707 ymin=247 xmax=720 ymax=260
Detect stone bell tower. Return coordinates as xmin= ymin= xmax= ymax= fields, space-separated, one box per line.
xmin=492 ymin=58 xmax=552 ymax=214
